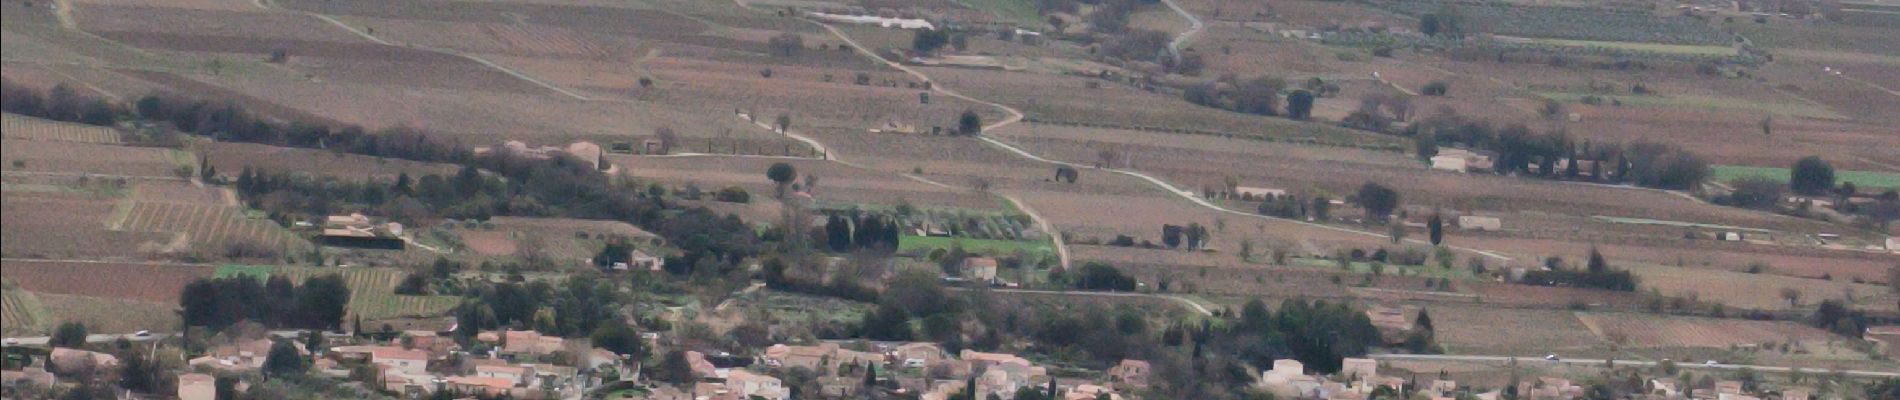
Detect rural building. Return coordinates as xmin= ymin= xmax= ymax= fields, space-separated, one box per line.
xmin=320 ymin=213 xmax=405 ymax=249
xmin=1430 ymin=155 xmax=1467 ymax=172
xmin=631 ymin=250 xmax=664 ymax=271
xmin=1887 ymin=237 xmax=1898 ymax=253
xmin=177 ymin=373 xmax=215 ymax=400
xmin=476 ymin=364 xmax=530 ymax=386
xmin=1781 ymin=389 xmax=1809 ymax=400
xmin=762 ymin=343 xmax=837 ymax=371
xmin=963 ymin=257 xmax=998 ymax=282
xmin=1064 ymin=384 xmax=1122 ymax=400
xmin=50 ymin=348 xmax=119 ymax=372
xmin=891 ymin=342 xmax=947 ymax=365
xmin=334 ymin=346 xmax=429 ymax=375
xmin=1340 ymin=358 xmax=1377 ymax=382
xmin=1458 ymin=216 xmax=1502 ymax=231
xmin=501 ymin=330 xmax=565 ymax=356
xmin=444 ymin=376 xmax=517 ymax=397
xmin=726 ymin=369 xmax=789 ymax=400
xmin=1108 ymin=359 xmax=1150 ymax=388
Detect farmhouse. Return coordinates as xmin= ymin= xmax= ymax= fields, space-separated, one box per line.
xmin=1887 ymin=237 xmax=1898 ymax=253
xmin=50 ymin=348 xmax=119 ymax=372
xmin=962 ymin=257 xmax=998 ymax=282
xmin=320 ymin=213 xmax=405 ymax=249
xmin=177 ymin=373 xmax=214 ymax=400
xmin=1431 ymin=148 xmax=1495 ymax=173
xmin=726 ymin=369 xmax=789 ymax=400
xmin=1108 ymin=359 xmax=1150 ymax=388
xmin=1458 ymin=216 xmax=1502 ymax=231
xmin=500 ymin=330 xmax=566 ymax=356
xmin=1868 ymin=326 xmax=1900 ymax=358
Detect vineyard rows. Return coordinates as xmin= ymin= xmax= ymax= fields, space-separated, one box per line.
xmin=2 ymin=113 xmax=121 ymax=144
xmin=1 ymin=288 xmax=50 ymax=335
xmin=117 ymin=202 xmax=309 ymax=252
xmin=217 ymin=266 xmax=460 ymax=320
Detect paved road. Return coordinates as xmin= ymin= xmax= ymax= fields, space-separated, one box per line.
xmin=1370 ymin=354 xmax=1900 ymax=379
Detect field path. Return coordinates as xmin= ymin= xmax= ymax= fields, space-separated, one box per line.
xmin=1000 ymin=194 xmax=1069 ymax=270
xmin=1370 ymin=354 xmax=1900 ymax=379
xmin=957 ymin=288 xmax=1212 ymax=316
xmin=1158 ymin=0 xmax=1205 ymax=66
xmin=813 ymin=16 xmax=1514 ymax=262
xmin=53 ymin=0 xmax=78 ymax=30
xmin=255 ymin=0 xmax=592 ymax=101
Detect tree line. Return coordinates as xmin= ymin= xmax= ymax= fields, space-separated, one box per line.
xmin=179 ymin=274 xmax=351 ymax=331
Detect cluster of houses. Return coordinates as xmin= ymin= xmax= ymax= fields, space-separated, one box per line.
xmin=314 ymin=212 xmax=407 ymax=249
xmin=647 ymin=341 xmax=1145 ymax=400
xmin=181 ymin=329 xmax=623 ymax=400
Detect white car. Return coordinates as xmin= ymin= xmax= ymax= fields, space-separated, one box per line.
xmin=1704 ymin=360 xmax=1720 ymax=366
xmin=2 ymin=338 xmax=18 ymax=345
xmin=132 ymin=330 xmax=152 ymax=338
xmin=1544 ymin=354 xmax=1560 ymax=361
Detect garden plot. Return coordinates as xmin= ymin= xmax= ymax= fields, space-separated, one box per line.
xmin=1431 ymin=306 xmax=1604 ymax=355
xmin=215 ymin=265 xmax=460 ymax=320
xmin=116 ymin=201 xmax=311 ymax=253
xmin=2 ymin=113 xmax=121 ymax=144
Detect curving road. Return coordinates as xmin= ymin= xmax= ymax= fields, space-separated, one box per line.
xmin=815 ymin=17 xmax=1511 ymax=262
xmin=1158 ymin=0 xmax=1205 ymax=66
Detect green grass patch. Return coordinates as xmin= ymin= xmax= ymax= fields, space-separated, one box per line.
xmin=899 ymin=235 xmax=1053 ymax=257
xmin=1535 ymin=91 xmax=1843 ymax=119
xmin=1711 ymin=164 xmax=1900 ymax=190
xmin=956 ymin=0 xmax=1044 ymax=28
xmin=1530 ymin=38 xmax=1737 ymax=56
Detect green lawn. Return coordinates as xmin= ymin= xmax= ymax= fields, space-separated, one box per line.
xmin=1712 ymin=165 xmax=1900 ymax=190
xmin=898 ymin=235 xmax=1053 ymax=257
xmin=957 ymin=0 xmax=1044 ymax=28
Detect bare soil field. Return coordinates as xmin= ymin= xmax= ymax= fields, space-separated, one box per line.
xmin=75 ymin=4 xmax=369 ymax=43
xmin=1088 ymin=246 xmax=1444 ymax=299
xmin=1431 ymin=306 xmax=1604 ymax=354
xmin=130 ymin=182 xmax=229 ymax=205
xmin=1452 ymin=235 xmax=1898 ymax=284
xmin=1623 ymin=263 xmax=1896 ymax=312
xmin=641 ymin=57 xmax=999 ymax=131
xmin=1574 ymin=312 xmax=1834 ymax=349
xmin=202 ymin=141 xmax=460 ymax=180
xmin=0 ymin=260 xmax=215 ymax=303
xmin=989 ymin=125 xmax=1841 ymax=237
xmin=607 ymin=155 xmax=1003 ymax=210
xmin=2 ymin=191 xmax=169 ymax=259
xmin=2 ymin=113 xmax=122 ymax=144
xmin=444 ymin=216 xmax=659 ymax=262
xmin=1 ymin=139 xmax=183 ymax=178
xmin=922 ymin=66 xmax=1401 ymax=149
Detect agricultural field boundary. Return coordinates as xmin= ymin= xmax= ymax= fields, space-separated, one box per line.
xmin=253 ymin=0 xmax=592 ymax=101
xmin=811 ymin=13 xmax=1516 ymax=263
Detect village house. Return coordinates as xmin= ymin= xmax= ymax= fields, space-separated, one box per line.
xmin=476 ymin=364 xmax=531 ymax=386
xmin=1064 ymin=384 xmax=1123 ymax=400
xmin=1458 ymin=215 xmax=1503 ymax=231
xmin=762 ymin=343 xmax=837 ymax=371
xmin=501 ymin=330 xmax=566 ymax=356
xmin=188 ymin=339 xmax=280 ymax=373
xmin=726 ymin=369 xmax=789 ymax=400
xmin=332 ymin=345 xmax=430 ymax=375
xmin=1107 ymin=359 xmax=1150 ymax=389
xmin=890 ymin=342 xmax=948 ymax=366
xmin=686 ymin=350 xmax=720 ymax=379
xmin=962 ymin=257 xmax=998 ymax=282
xmin=1340 ymin=358 xmax=1378 ymax=383
xmin=50 ymin=348 xmax=119 ymax=372
xmin=177 ymin=373 xmax=215 ymax=400
xmin=444 ymin=376 xmax=518 ymax=397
